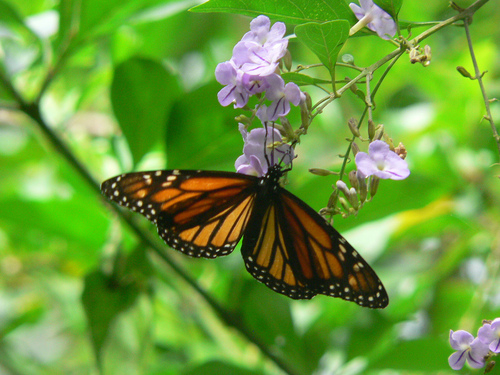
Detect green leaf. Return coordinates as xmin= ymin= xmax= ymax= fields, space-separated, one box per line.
xmin=281 ymin=72 xmax=331 ymax=86
xmin=294 ymin=20 xmax=350 ymax=83
xmin=111 ymin=57 xmax=181 ymax=165
xmin=190 ymin=0 xmax=355 ymax=25
xmin=166 ymin=81 xmax=242 ymax=171
xmin=82 ymin=248 xmax=153 ymax=369
xmin=374 ymin=0 xmax=402 ymax=19
xmin=182 ymin=360 xmax=257 ymax=375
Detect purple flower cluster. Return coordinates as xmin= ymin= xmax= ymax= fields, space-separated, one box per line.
xmin=215 ymin=15 xmax=304 ymax=121
xmin=449 ymin=318 xmax=500 ymax=370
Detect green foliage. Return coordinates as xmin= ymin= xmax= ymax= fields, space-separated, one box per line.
xmin=295 ymin=20 xmax=350 ymax=83
xmin=191 ymin=0 xmax=356 ymax=25
xmin=374 ymin=0 xmax=403 ymax=18
xmin=1 ymin=0 xmax=499 ymax=375
xmin=111 ymin=57 xmax=181 ymax=165
xmin=82 ymin=248 xmax=153 ymax=370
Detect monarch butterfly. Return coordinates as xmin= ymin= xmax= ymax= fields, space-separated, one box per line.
xmin=101 ymin=164 xmax=389 ymax=308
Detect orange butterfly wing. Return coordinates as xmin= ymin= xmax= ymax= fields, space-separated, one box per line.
xmin=101 ymin=170 xmax=257 ymax=258
xmin=241 ymin=187 xmax=388 ymax=308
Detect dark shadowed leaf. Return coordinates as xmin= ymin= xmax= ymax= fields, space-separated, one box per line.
xmin=182 ymin=360 xmax=257 ymax=375
xmin=82 ymin=248 xmax=153 ymax=368
xmin=111 ymin=57 xmax=181 ymax=165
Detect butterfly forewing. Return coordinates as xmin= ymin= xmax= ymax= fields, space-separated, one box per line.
xmin=101 ymin=170 xmax=257 ymax=258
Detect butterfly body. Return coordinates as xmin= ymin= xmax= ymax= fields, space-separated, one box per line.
xmin=101 ymin=165 xmax=388 ymax=308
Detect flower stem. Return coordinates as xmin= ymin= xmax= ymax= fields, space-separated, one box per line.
xmin=462 ymin=15 xmax=500 ymax=156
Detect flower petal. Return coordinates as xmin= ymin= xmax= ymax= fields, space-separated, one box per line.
xmin=448 ymin=350 xmax=467 ymax=370
xmin=449 ymin=330 xmax=474 ymax=350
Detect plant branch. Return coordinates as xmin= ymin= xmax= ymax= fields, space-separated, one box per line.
xmin=462 ymin=14 xmax=499 ymax=156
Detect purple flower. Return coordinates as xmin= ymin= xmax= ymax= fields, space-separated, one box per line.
xmin=233 ymin=40 xmax=287 ymax=77
xmin=235 ymin=124 xmax=294 ymax=176
xmin=265 ymin=74 xmax=303 ymax=121
xmin=349 ymin=0 xmax=397 ymax=40
xmin=241 ymin=15 xmax=287 ymax=47
xmin=355 ymin=140 xmax=409 ymax=180
xmin=478 ymin=318 xmax=500 ymax=353
xmin=215 ymin=61 xmax=250 ymax=108
xmin=448 ymin=330 xmax=489 ymax=370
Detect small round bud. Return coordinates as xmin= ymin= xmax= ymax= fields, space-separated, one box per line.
xmin=342 ymin=54 xmax=355 ymax=65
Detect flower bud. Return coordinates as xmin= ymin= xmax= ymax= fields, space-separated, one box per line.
xmin=374 ymin=125 xmax=384 ymax=140
xmin=348 ymin=117 xmax=360 ymax=137
xmin=348 ymin=170 xmax=359 ymax=190
xmin=235 ymin=116 xmax=251 ymax=126
xmin=351 ymin=141 xmax=360 ymax=156
xmin=327 ymin=189 xmax=339 ymax=208
xmin=357 ymin=171 xmax=368 ymax=203
xmin=339 ymin=197 xmax=350 ymax=212
xmin=336 ymin=180 xmax=350 ymax=196
xmin=370 ymin=176 xmax=380 ymax=198
xmin=394 ymin=142 xmax=407 ymax=159
xmin=485 ymin=361 xmax=495 ymax=374
xmin=368 ymin=119 xmax=376 ymax=140
xmin=345 ymin=77 xmax=359 ymax=94
xmin=280 ymin=117 xmax=295 ymax=141
xmin=309 ymin=168 xmax=334 ymax=176
xmin=302 ymin=91 xmax=312 ymax=111
xmin=348 ymin=187 xmax=359 ymax=209
xmin=423 ymin=45 xmax=432 ymax=67
xmin=409 ymin=47 xmax=419 ymax=64
xmin=457 ymin=66 xmax=473 ymax=79
xmin=283 ymin=49 xmax=292 ymax=72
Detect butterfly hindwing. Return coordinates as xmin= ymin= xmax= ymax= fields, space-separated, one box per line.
xmin=101 ymin=170 xmax=257 ymax=258
xmin=241 ymin=185 xmax=388 ymax=308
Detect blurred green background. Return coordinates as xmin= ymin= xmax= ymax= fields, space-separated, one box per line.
xmin=0 ymin=0 xmax=499 ymax=374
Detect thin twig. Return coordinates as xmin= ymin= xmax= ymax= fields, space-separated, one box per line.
xmin=462 ymin=15 xmax=499 ymax=156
